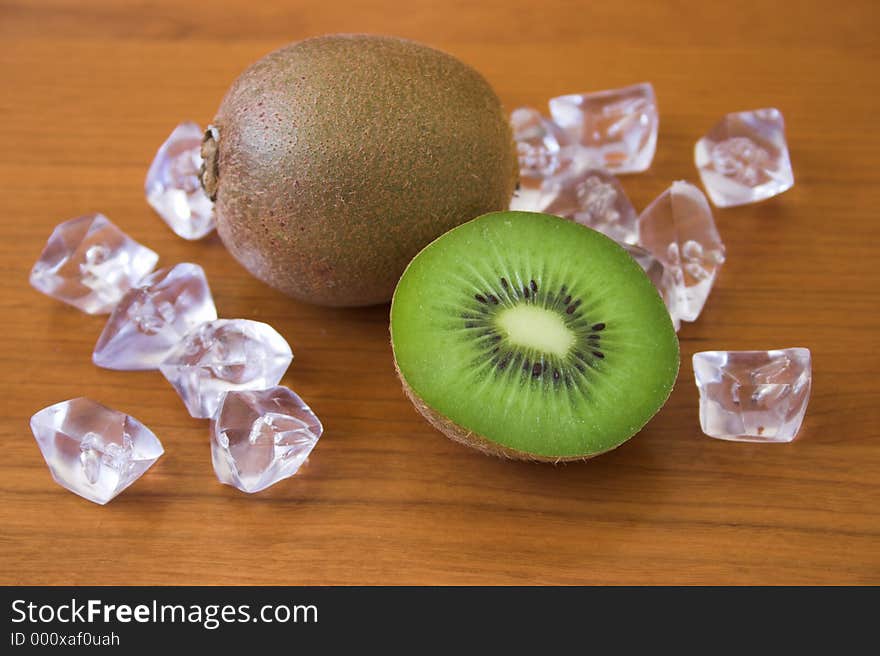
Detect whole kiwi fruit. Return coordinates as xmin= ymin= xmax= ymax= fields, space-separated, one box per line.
xmin=201 ymin=34 xmax=518 ymax=306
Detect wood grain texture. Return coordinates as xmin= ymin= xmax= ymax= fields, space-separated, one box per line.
xmin=1 ymin=0 xmax=878 ymax=585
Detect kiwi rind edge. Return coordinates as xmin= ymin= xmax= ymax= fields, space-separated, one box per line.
xmin=395 ymin=356 xmax=678 ymax=462
xmin=395 ymin=360 xmax=626 ymax=462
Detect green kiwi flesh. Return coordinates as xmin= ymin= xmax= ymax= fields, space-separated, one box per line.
xmin=390 ymin=211 xmax=680 ymax=461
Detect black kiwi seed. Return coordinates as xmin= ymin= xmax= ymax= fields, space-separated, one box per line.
xmin=500 ymin=277 xmax=509 ymax=289
xmin=488 ymin=294 xmax=499 ymax=304
xmin=563 ymin=294 xmax=572 ymax=305
xmin=592 ymin=351 xmax=604 ymax=359
xmin=592 ymin=323 xmax=605 ymax=331
xmin=523 ymin=286 xmax=530 ymax=298
xmin=530 ymin=280 xmax=538 ymax=292
xmin=532 ymin=362 xmax=542 ymax=378
xmin=475 ymin=294 xmax=487 ymax=304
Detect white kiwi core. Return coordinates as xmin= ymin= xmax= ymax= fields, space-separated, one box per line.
xmin=494 ymin=305 xmax=575 ymax=358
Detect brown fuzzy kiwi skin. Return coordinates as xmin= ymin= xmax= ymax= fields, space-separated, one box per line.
xmin=204 ymin=34 xmax=519 ymax=307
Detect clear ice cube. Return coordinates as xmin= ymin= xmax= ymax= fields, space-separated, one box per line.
xmin=145 ymin=122 xmax=216 ymax=240
xmin=636 ymin=181 xmax=725 ymax=322
xmin=160 ymin=319 xmax=294 ymax=419
xmin=211 ymin=386 xmax=322 ymax=493
xmin=510 ymin=107 xmax=564 ymax=179
xmin=29 ymin=398 xmax=164 ymax=504
xmin=623 ymin=244 xmax=681 ymax=331
xmin=93 ymin=263 xmax=217 ymax=370
xmin=693 ymin=348 xmax=812 ymax=442
xmin=510 ymin=107 xmax=564 ymax=212
xmin=509 ymin=176 xmax=545 ymax=213
xmin=29 ymin=214 xmax=158 ymax=314
xmin=507 ymin=115 xmax=639 ymax=244
xmin=695 ymin=108 xmax=794 ymax=208
xmin=543 ymin=168 xmax=638 ymax=244
xmin=549 ymin=82 xmax=658 ymax=174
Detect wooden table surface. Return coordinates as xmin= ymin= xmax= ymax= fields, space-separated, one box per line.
xmin=1 ymin=0 xmax=878 ymax=585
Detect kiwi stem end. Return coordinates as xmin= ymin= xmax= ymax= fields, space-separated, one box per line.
xmin=200 ymin=125 xmax=220 ymax=201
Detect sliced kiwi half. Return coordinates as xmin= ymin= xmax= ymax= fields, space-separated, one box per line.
xmin=390 ymin=211 xmax=680 ymax=461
